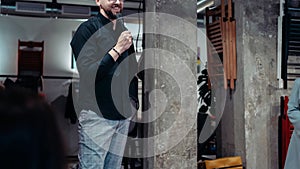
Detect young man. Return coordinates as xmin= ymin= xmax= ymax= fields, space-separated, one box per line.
xmin=70 ymin=0 xmax=139 ymax=168
xmin=285 ymin=78 xmax=300 ymax=169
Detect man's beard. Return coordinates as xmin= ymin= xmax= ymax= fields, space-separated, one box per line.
xmin=103 ymin=8 xmax=121 ymax=20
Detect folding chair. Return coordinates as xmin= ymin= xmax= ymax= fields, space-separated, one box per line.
xmin=17 ymin=40 xmax=44 ymax=92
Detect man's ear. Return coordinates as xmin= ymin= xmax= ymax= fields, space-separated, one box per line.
xmin=95 ymin=0 xmax=101 ymax=6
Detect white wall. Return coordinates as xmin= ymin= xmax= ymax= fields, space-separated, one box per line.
xmin=0 ymin=15 xmax=143 ymax=100
xmin=197 ymin=27 xmax=208 ymax=71
xmin=0 ymin=15 xmax=143 ymax=76
xmin=0 ymin=14 xmax=143 ymax=156
xmin=0 ymin=15 xmax=84 ymax=77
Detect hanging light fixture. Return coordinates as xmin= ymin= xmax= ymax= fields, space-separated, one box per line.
xmin=197 ymin=0 xmax=214 ymax=13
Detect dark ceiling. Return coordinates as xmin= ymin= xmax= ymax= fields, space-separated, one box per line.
xmin=0 ymin=0 xmax=144 ymax=19
xmin=0 ymin=0 xmax=207 ymax=27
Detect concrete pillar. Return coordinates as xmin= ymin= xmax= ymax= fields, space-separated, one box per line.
xmin=143 ymin=0 xmax=198 ymax=168
xmin=218 ymin=0 xmax=280 ymax=168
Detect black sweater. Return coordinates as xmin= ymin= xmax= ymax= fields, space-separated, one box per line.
xmin=71 ymin=13 xmax=139 ymax=120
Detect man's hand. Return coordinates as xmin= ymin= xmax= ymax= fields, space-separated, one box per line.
xmin=109 ymin=31 xmax=132 ymax=61
xmin=114 ymin=31 xmax=133 ymax=54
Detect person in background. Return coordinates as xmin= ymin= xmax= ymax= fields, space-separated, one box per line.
xmin=0 ymin=87 xmax=66 ymax=169
xmin=70 ymin=0 xmax=139 ymax=168
xmin=285 ymin=78 xmax=300 ymax=169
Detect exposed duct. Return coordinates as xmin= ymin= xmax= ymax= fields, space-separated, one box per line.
xmin=16 ymin=2 xmax=46 ymax=13
xmin=57 ymin=0 xmax=96 ymax=6
xmin=62 ymin=5 xmax=91 ymax=16
xmin=18 ymin=0 xmax=52 ymax=2
xmin=124 ymin=1 xmax=143 ymax=9
xmin=0 ymin=0 xmax=143 ymax=19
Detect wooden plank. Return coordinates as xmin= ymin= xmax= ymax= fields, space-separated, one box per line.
xmin=221 ymin=0 xmax=225 ymax=19
xmin=210 ymin=20 xmax=221 ymax=27
xmin=208 ymin=23 xmax=221 ymax=31
xmin=222 ymin=20 xmax=227 ymax=83
xmin=289 ymin=24 xmax=300 ymax=29
xmin=228 ymin=0 xmax=234 ymax=89
xmin=232 ymin=20 xmax=237 ymax=80
xmin=288 ymin=32 xmax=300 ymax=37
xmin=289 ymin=36 xmax=300 ymax=41
xmin=206 ymin=7 xmax=222 ymax=17
xmin=229 ymin=20 xmax=234 ymax=89
xmin=228 ymin=0 xmax=232 ymax=18
xmin=289 ymin=42 xmax=300 ymax=47
xmin=226 ymin=21 xmax=231 ymax=81
xmin=209 ymin=28 xmax=221 ymax=35
xmin=209 ymin=32 xmax=222 ymax=39
xmin=289 ymin=46 xmax=300 ymax=50
xmin=221 ymin=0 xmax=228 ymax=89
xmin=212 ymin=41 xmax=223 ymax=47
xmin=214 ymin=45 xmax=223 ymax=51
xmin=210 ymin=37 xmax=222 ymax=43
xmin=205 ymin=156 xmax=242 ymax=169
xmin=211 ymin=49 xmax=223 ymax=54
xmin=19 ymin=41 xmax=44 ymax=48
xmin=288 ymin=49 xmax=300 ymax=53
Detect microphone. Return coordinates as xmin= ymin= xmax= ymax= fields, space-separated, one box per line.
xmin=116 ymin=13 xmax=127 ymax=30
xmin=116 ymin=13 xmax=123 ymax=23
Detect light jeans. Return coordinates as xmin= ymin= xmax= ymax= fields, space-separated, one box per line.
xmin=78 ymin=110 xmax=130 ymax=169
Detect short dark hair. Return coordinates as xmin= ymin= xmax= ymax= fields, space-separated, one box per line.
xmin=0 ymin=87 xmax=66 ymax=169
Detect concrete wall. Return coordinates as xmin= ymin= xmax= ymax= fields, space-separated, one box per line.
xmin=218 ymin=0 xmax=291 ymax=169
xmin=144 ymin=0 xmax=198 ymax=168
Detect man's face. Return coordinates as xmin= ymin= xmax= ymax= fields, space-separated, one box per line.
xmin=96 ymin=0 xmax=124 ymax=20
